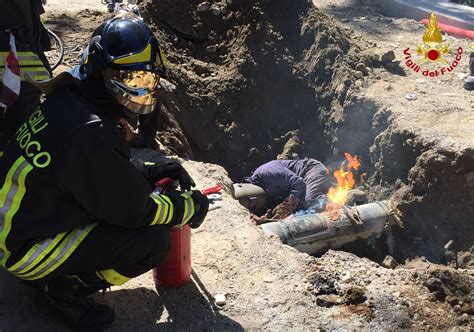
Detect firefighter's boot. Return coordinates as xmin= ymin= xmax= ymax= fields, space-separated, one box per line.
xmin=464 ymin=52 xmax=474 ymax=91
xmin=44 ymin=275 xmax=115 ymax=330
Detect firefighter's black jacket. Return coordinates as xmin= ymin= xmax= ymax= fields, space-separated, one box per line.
xmin=0 ymin=85 xmax=188 ymax=268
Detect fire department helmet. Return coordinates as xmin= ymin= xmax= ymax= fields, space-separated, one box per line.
xmin=80 ymin=15 xmax=168 ymax=115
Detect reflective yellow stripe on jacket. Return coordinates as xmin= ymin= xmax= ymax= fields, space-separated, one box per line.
xmin=0 ymin=51 xmax=50 ymax=81
xmin=0 ymin=156 xmax=96 ymax=280
xmin=181 ymin=191 xmax=195 ymax=225
xmin=0 ymin=157 xmax=33 ymax=266
xmin=10 ymin=223 xmax=96 ymax=280
xmin=96 ymin=269 xmax=130 ymax=286
xmin=150 ymin=193 xmax=173 ymax=225
xmin=150 ymin=192 xmax=196 ymax=226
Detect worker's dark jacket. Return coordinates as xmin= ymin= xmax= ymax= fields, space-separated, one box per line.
xmin=0 ymin=85 xmax=191 ymax=281
xmin=246 ymin=159 xmax=330 ymax=209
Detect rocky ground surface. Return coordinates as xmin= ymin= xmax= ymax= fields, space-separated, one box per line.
xmin=0 ymin=0 xmax=472 ymax=330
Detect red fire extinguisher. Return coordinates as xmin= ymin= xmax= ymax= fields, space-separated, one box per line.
xmin=153 ymin=223 xmax=192 ymax=288
xmin=152 ymin=178 xmax=221 ymax=288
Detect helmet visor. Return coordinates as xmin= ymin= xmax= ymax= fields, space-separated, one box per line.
xmin=104 ymin=69 xmax=160 ymax=115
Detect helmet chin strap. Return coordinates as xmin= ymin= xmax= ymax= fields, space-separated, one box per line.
xmin=118 ymin=114 xmax=139 ymax=142
xmin=116 ymin=103 xmax=139 ymax=126
xmin=115 ymin=102 xmax=141 ymax=145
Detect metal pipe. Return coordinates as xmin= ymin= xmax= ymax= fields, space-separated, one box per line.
xmin=260 ymin=201 xmax=399 ymax=255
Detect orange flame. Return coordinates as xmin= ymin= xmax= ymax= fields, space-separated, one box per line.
xmin=326 ymin=153 xmax=361 ymax=209
xmin=344 ymin=152 xmax=361 ymax=170
xmin=423 ymin=12 xmax=443 ymax=45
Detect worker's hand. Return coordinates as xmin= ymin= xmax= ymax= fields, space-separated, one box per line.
xmin=271 ymin=194 xmax=299 ymax=220
xmin=147 ymin=160 xmax=196 ymax=191
xmin=250 ymin=213 xmax=273 ymax=226
xmin=188 ymin=190 xmax=209 ymax=229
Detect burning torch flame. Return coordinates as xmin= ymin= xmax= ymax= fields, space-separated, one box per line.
xmin=326 ymin=153 xmax=361 ymax=209
xmin=423 ymin=13 xmax=443 ymax=45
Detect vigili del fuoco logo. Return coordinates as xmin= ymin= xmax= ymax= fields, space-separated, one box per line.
xmin=403 ymin=12 xmax=464 ymax=77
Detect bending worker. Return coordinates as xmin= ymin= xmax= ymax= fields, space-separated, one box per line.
xmin=0 ymin=15 xmax=209 ymax=329
xmin=243 ymin=159 xmax=331 ymax=223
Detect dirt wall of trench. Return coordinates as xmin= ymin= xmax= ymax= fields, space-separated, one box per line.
xmin=371 ymin=123 xmax=474 ymax=262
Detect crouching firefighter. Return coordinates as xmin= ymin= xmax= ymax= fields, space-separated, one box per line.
xmin=0 ymin=16 xmax=209 ymax=330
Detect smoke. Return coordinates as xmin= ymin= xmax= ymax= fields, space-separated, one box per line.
xmin=293 ymin=195 xmax=328 ymax=217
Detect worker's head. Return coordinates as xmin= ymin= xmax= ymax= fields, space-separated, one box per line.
xmin=79 ymin=15 xmax=167 ymax=117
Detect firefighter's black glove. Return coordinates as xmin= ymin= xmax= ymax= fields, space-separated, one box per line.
xmin=188 ymin=190 xmax=209 ymax=229
xmin=144 ymin=160 xmax=196 ymax=191
xmin=161 ymin=161 xmax=195 ymax=192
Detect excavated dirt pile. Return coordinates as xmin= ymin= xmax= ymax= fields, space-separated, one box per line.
xmin=143 ymin=0 xmax=378 ymax=177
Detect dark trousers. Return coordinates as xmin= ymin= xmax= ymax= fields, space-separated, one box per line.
xmin=36 ymin=223 xmax=171 ymax=283
xmin=301 ymin=160 xmax=331 ymax=209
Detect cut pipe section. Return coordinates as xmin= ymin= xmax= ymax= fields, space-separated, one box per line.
xmin=260 ymin=201 xmax=399 ymax=255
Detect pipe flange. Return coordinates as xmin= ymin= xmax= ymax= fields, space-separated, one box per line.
xmin=388 ymin=198 xmax=404 ymax=228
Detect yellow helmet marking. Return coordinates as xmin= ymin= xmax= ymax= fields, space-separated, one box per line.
xmin=114 ymin=43 xmax=152 ymax=65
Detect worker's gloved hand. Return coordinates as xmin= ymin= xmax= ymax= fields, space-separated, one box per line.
xmin=187 ymin=190 xmax=209 ymax=229
xmin=271 ymin=194 xmax=300 ymax=220
xmin=145 ymin=160 xmax=196 ymax=191
xmin=250 ymin=213 xmax=273 ymax=226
